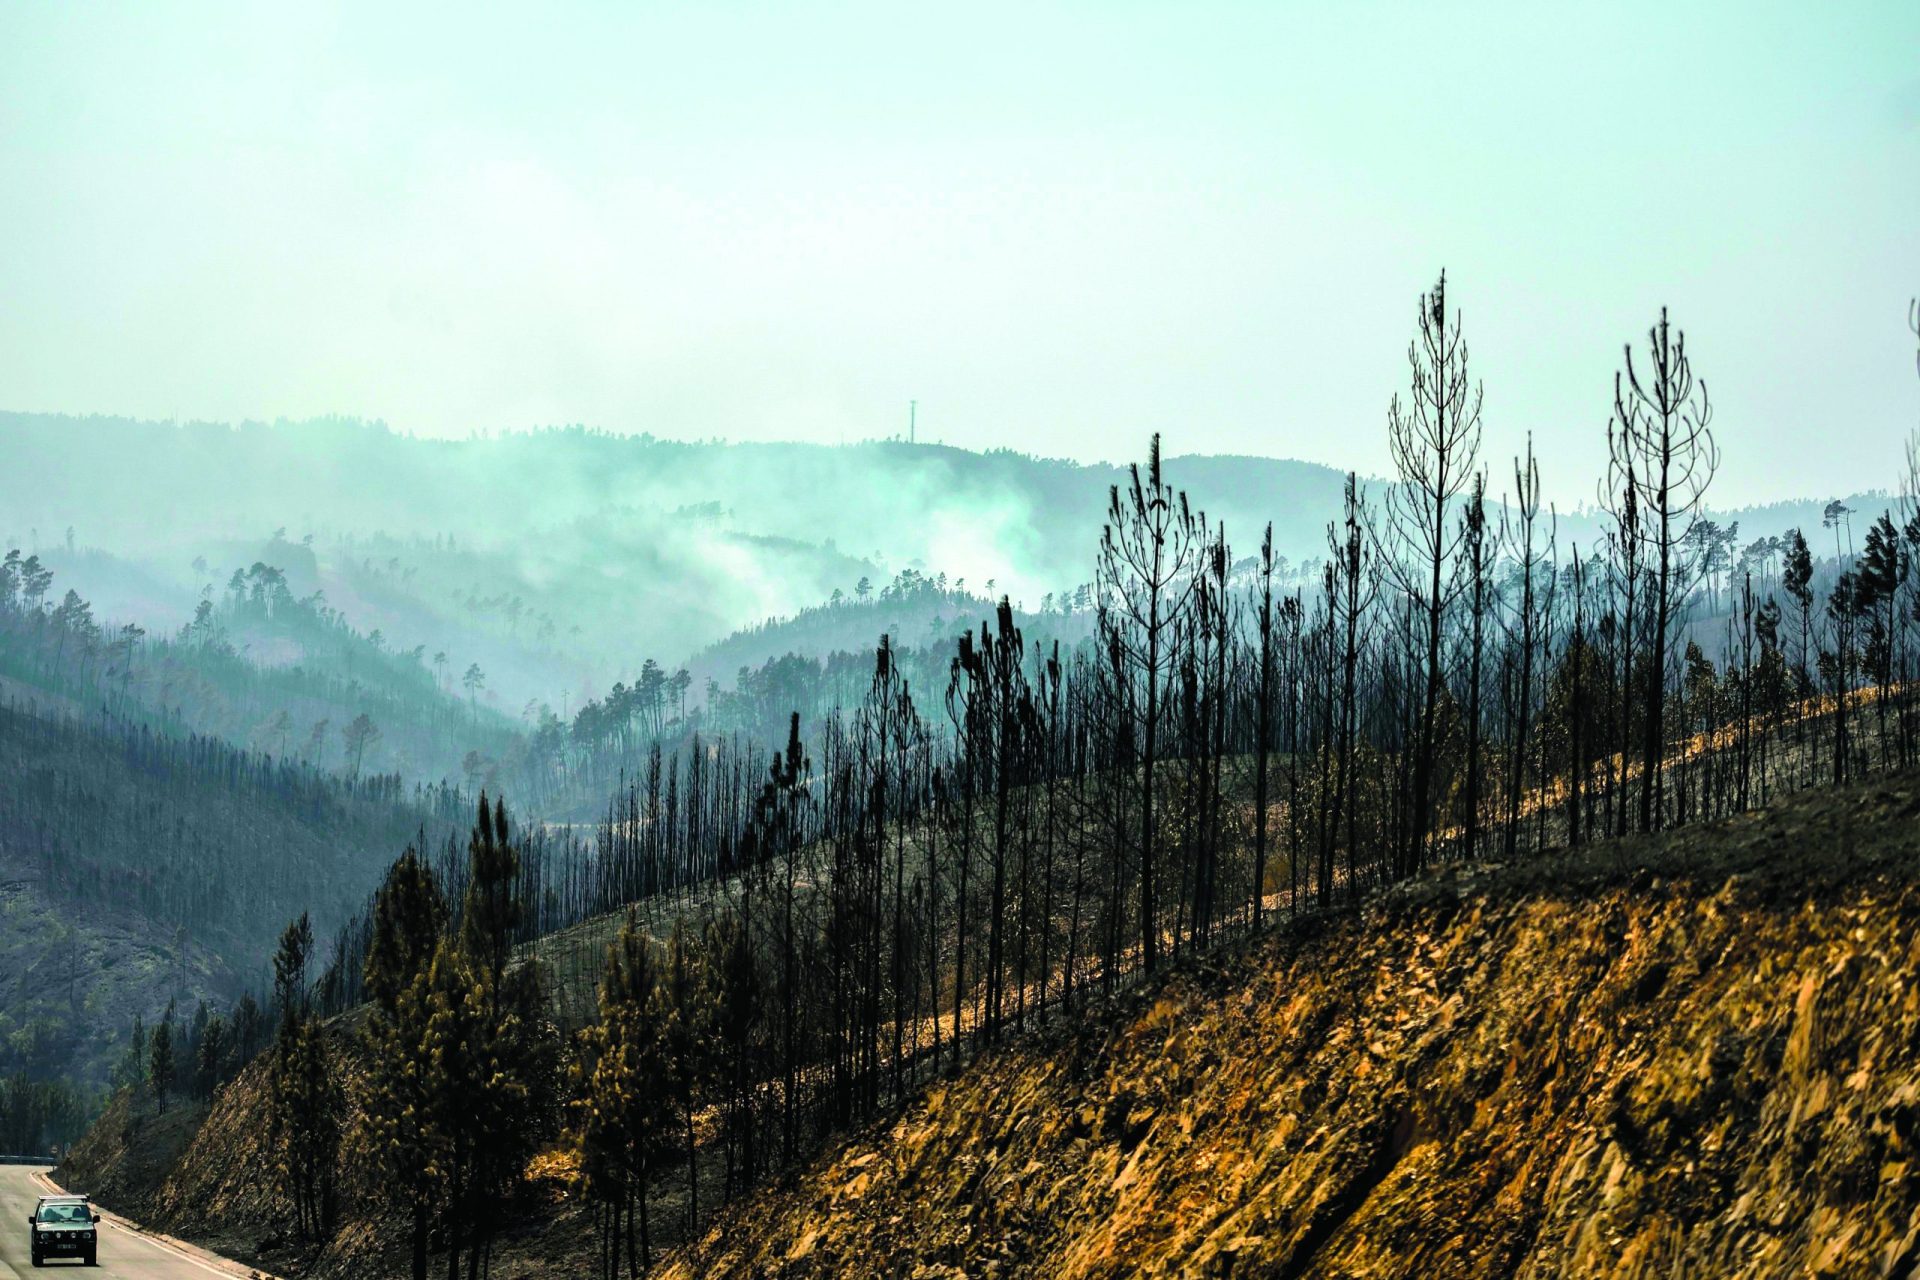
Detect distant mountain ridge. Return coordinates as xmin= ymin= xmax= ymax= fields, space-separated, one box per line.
xmin=2 ymin=413 xmax=1897 ymax=711
xmin=0 ymin=415 xmax=1351 ymax=706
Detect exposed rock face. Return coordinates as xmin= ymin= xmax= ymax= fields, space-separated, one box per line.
xmin=661 ymin=778 xmax=1920 ymax=1280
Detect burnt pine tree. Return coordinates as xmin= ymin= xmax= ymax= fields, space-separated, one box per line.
xmin=1858 ymin=512 xmax=1906 ymax=768
xmin=1598 ymin=457 xmax=1643 ymax=836
xmin=1250 ymin=523 xmax=1277 ymax=926
xmin=1825 ymin=570 xmax=1864 ymax=785
xmin=1323 ymin=474 xmax=1376 ymax=905
xmin=1497 ymin=435 xmax=1555 ymax=859
xmin=1097 ymin=434 xmax=1199 ymax=974
xmin=858 ymin=636 xmax=922 ymax=1100
xmin=1379 ymin=270 xmax=1483 ymax=877
xmin=1186 ymin=523 xmax=1234 ymax=949
xmin=1455 ymin=474 xmax=1494 ymax=858
xmin=759 ymin=715 xmax=811 ymax=1164
xmin=944 ymin=644 xmax=983 ymax=1048
xmin=1607 ymin=308 xmax=1718 ymax=831
xmin=1563 ymin=548 xmax=1592 ymax=844
xmin=952 ymin=598 xmax=1028 ymax=1040
xmin=1782 ymin=529 xmax=1816 ymax=691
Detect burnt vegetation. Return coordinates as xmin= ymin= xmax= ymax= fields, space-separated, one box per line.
xmin=27 ymin=283 xmax=1920 ymax=1277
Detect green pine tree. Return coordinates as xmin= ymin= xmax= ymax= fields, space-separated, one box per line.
xmin=364 ymin=847 xmax=446 ymax=1015
xmin=268 ymin=914 xmax=340 ymax=1241
xmin=661 ymin=917 xmax=708 ymax=1234
xmin=354 ymin=849 xmax=448 ymax=1280
xmin=196 ymin=1014 xmax=228 ymax=1099
xmin=429 ymin=796 xmax=551 ymax=1280
xmin=573 ymin=914 xmax=667 ymax=1278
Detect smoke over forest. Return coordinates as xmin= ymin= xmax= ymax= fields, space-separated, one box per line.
xmin=4 ymin=4 xmax=1918 ymax=1276
xmin=3 ymin=412 xmax=1894 ymax=715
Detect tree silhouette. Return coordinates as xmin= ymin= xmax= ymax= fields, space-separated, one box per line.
xmin=148 ymin=1013 xmax=174 ymax=1115
xmin=343 ymin=713 xmax=380 ymax=778
xmin=1097 ymin=434 xmax=1198 ymax=973
xmin=1379 ymin=270 xmax=1482 ymax=877
xmin=1606 ymin=307 xmax=1718 ymax=832
xmin=463 ymin=663 xmax=486 ymax=722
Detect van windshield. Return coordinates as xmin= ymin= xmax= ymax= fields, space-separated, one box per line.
xmin=35 ymin=1203 xmax=90 ymax=1225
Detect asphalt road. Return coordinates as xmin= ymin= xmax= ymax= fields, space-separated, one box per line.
xmin=0 ymin=1165 xmax=262 ymax=1279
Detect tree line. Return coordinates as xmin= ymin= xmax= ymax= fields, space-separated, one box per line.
xmin=114 ymin=988 xmax=267 ymax=1117
xmin=0 ymin=1074 xmax=90 ymax=1156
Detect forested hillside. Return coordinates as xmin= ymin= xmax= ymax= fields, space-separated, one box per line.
xmin=0 ymin=515 xmax=532 ymax=1118
xmin=2 ymin=545 xmax=523 ymax=786
xmin=532 ymin=570 xmax=1102 ymax=809
xmin=0 ymin=696 xmax=455 ymax=1091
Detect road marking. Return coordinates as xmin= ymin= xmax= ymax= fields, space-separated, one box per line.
xmin=30 ymin=1171 xmax=279 ymax=1279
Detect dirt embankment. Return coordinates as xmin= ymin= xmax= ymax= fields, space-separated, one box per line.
xmin=59 ymin=1088 xmax=209 ymax=1222
xmin=660 ymin=775 xmax=1920 ymax=1280
xmin=60 ymin=1062 xmax=307 ymax=1272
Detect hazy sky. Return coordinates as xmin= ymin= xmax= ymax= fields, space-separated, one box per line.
xmin=3 ymin=2 xmax=1917 ymax=508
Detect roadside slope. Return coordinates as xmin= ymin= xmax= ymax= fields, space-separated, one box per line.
xmin=661 ymin=776 xmax=1920 ymax=1280
xmin=58 ymin=773 xmax=1920 ymax=1278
